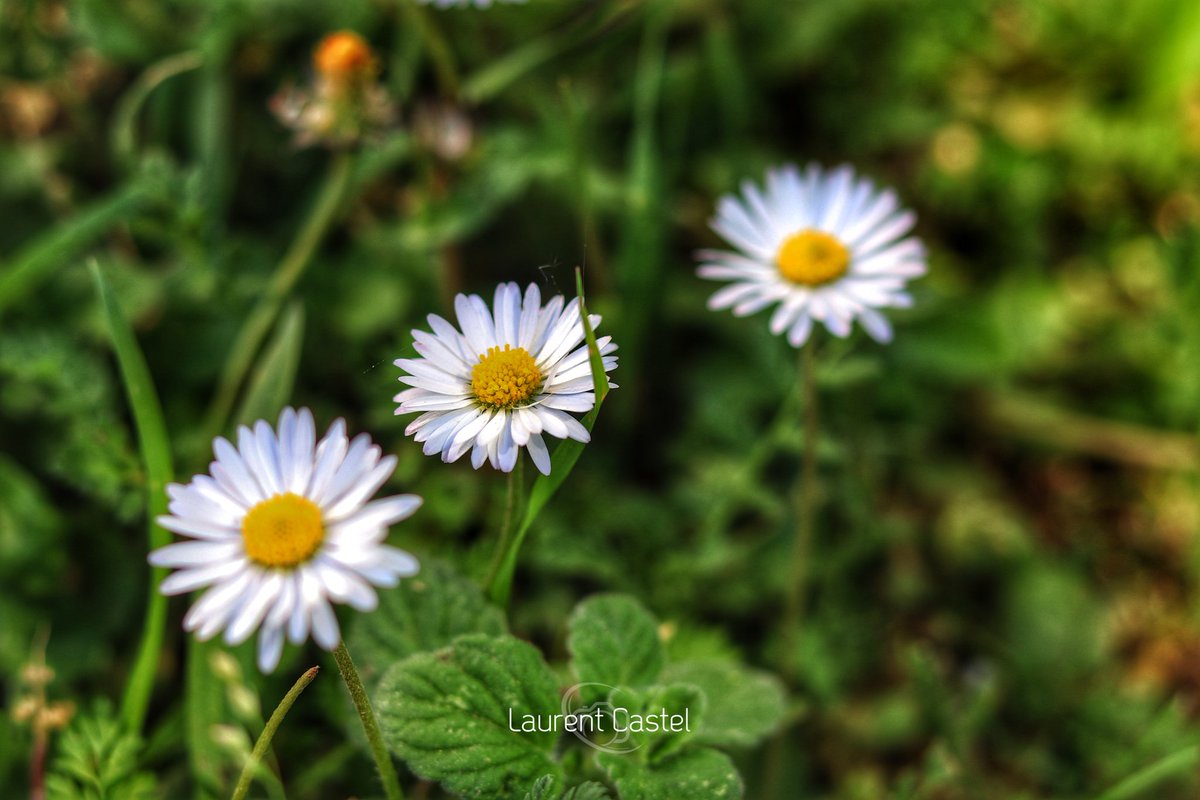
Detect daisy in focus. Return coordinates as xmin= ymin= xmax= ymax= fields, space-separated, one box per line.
xmin=394 ymin=282 xmax=617 ymax=476
xmin=697 ymin=163 xmax=926 ymax=346
xmin=148 ymin=408 xmax=421 ymax=672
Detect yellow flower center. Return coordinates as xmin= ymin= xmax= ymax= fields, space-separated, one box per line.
xmin=776 ymin=229 xmax=851 ymax=286
xmin=241 ymin=493 xmax=324 ymax=568
xmin=471 ymin=345 xmax=543 ymax=409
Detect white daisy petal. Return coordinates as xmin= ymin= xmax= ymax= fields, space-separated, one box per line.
xmin=149 ymin=540 xmax=242 ymax=568
xmin=212 ymin=438 xmax=264 ymax=505
xmin=309 ymin=595 xmax=341 ymax=651
xmin=858 ymin=306 xmax=895 ymax=343
xmin=158 ymin=559 xmax=246 ymax=596
xmin=324 ymin=455 xmax=398 ymax=522
xmin=328 ymin=495 xmax=424 ymax=537
xmin=318 ymin=434 xmax=378 ymax=509
xmin=788 ymin=313 xmax=815 ymax=347
xmin=306 ymin=418 xmax=348 ymax=500
xmin=257 ymin=625 xmax=285 ymax=673
xmin=156 ymin=515 xmax=240 ymax=541
xmin=526 ymin=433 xmax=551 ymax=476
xmin=185 ymin=569 xmax=256 ymax=638
xmin=225 ymin=571 xmax=284 ymax=646
xmin=377 ymin=546 xmax=421 ymax=577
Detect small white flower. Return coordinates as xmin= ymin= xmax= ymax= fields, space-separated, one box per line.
xmin=418 ymin=0 xmax=525 ymax=8
xmin=698 ymin=163 xmax=926 ymax=346
xmin=149 ymin=408 xmax=421 ymax=673
xmin=394 ymin=282 xmax=617 ymax=476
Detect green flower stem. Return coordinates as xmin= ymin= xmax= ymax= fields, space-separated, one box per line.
xmin=230 ymin=666 xmax=320 ymax=800
xmin=781 ymin=342 xmax=819 ymax=677
xmin=484 ymin=459 xmax=524 ymax=607
xmin=763 ymin=343 xmax=821 ymax=798
xmin=485 ymin=270 xmax=611 ymax=610
xmin=202 ymin=152 xmax=353 ymax=440
xmin=332 ymin=641 xmax=405 ymax=800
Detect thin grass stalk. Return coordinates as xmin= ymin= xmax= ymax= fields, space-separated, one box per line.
xmin=230 ymin=667 xmax=320 ymax=800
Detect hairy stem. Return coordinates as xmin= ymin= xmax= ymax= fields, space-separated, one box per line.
xmin=484 ymin=458 xmax=523 ymax=608
xmin=231 ymin=666 xmax=320 ymax=800
xmin=781 ymin=342 xmax=819 ymax=675
xmin=333 ymin=641 xmax=405 ymax=800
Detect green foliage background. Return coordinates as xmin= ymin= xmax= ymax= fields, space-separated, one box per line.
xmin=3 ymin=0 xmax=1200 ymax=797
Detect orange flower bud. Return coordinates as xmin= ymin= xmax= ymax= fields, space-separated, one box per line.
xmin=313 ymin=31 xmax=375 ymax=81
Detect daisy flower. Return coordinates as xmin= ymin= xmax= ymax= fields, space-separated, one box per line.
xmin=394 ymin=282 xmax=617 ymax=476
xmin=697 ymin=163 xmax=926 ymax=346
xmin=148 ymin=408 xmax=421 ymax=673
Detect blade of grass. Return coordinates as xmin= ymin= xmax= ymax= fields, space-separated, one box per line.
xmin=90 ymin=262 xmax=174 ymax=734
xmin=488 ymin=268 xmax=611 ymax=608
xmin=611 ymin=2 xmax=670 ymax=420
xmin=0 ymin=178 xmax=160 ymax=315
xmin=111 ymin=50 xmax=204 ymax=168
xmin=461 ymin=1 xmax=640 ymax=104
xmin=398 ymin=0 xmax=460 ymax=99
xmin=234 ymin=302 xmax=306 ymax=426
xmin=202 ymin=152 xmax=353 ymax=442
xmin=193 ymin=26 xmax=234 ymax=250
xmin=231 ymin=667 xmax=320 ymax=800
xmin=1095 ymin=745 xmax=1200 ymax=800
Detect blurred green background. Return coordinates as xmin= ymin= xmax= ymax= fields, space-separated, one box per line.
xmin=3 ymin=0 xmax=1200 ymax=797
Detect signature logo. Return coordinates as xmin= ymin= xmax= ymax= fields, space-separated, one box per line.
xmin=560 ymin=682 xmax=640 ymax=754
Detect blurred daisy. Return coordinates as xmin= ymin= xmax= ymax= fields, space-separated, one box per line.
xmin=697 ymin=163 xmax=926 ymax=346
xmin=149 ymin=408 xmax=421 ymax=672
xmin=394 ymin=282 xmax=617 ymax=476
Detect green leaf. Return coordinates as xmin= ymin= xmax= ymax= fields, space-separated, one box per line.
xmin=45 ymin=702 xmax=158 ymax=800
xmin=524 ymin=775 xmax=563 ymax=800
xmin=91 ymin=263 xmax=174 ymax=735
xmin=234 ymin=301 xmax=305 ymax=426
xmin=608 ymin=683 xmax=705 ymax=763
xmin=525 ymin=776 xmax=611 ymax=800
xmin=377 ymin=634 xmax=564 ymax=799
xmin=351 ymin=560 xmax=507 ymax=686
xmin=598 ymin=747 xmax=742 ymax=800
xmin=568 ymin=594 xmax=664 ymax=702
xmin=660 ymin=661 xmax=787 ymax=748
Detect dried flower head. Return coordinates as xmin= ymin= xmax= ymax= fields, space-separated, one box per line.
xmin=272 ymin=31 xmax=395 ymax=148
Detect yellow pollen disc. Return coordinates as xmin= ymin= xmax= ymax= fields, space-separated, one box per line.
xmin=471 ymin=345 xmax=543 ymax=409
xmin=776 ymin=229 xmax=851 ymax=286
xmin=242 ymin=493 xmax=324 ymax=568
